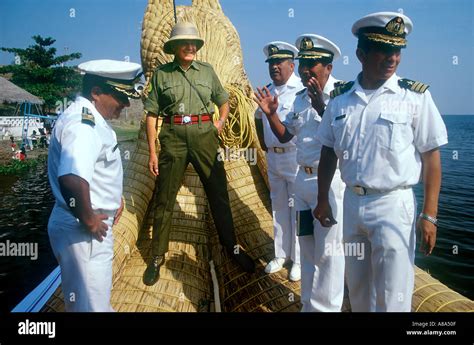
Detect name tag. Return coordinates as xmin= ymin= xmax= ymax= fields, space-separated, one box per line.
xmin=335 ymin=114 xmax=346 ymax=121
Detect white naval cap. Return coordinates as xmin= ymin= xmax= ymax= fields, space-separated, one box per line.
xmin=263 ymin=41 xmax=299 ymax=62
xmin=78 ymin=59 xmax=143 ymax=99
xmin=295 ymin=34 xmax=341 ymax=61
xmin=352 ymin=12 xmax=413 ymax=48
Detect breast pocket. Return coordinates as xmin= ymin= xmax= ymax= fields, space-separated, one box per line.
xmin=161 ymin=81 xmax=184 ymax=104
xmin=331 ymin=115 xmax=351 ymax=152
xmin=195 ymin=79 xmax=212 ymax=105
xmin=376 ymin=112 xmax=413 ymax=152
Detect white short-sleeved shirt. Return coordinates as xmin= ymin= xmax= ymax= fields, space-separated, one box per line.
xmin=283 ymin=75 xmax=340 ymax=167
xmin=255 ymin=73 xmax=304 ymax=148
xmin=317 ymin=73 xmax=448 ymax=190
xmin=48 ymin=96 xmax=123 ymax=212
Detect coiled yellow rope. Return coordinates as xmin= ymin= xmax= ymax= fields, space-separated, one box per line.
xmin=213 ymin=84 xmax=256 ymax=150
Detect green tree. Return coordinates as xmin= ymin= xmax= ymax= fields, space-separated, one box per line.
xmin=0 ymin=35 xmax=82 ymax=114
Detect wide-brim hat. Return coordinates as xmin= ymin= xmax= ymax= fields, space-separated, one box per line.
xmin=163 ymin=22 xmax=205 ymax=55
xmin=78 ymin=59 xmax=143 ymax=99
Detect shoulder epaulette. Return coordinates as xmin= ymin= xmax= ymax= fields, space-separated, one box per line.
xmin=333 ymin=80 xmax=346 ymax=88
xmin=296 ymin=88 xmax=307 ymax=95
xmin=330 ymin=81 xmax=354 ymax=99
xmin=81 ymin=107 xmax=95 ymax=127
xmin=398 ymin=78 xmax=430 ymax=93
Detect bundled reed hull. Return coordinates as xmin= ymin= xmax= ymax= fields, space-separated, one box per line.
xmin=39 ymin=0 xmax=472 ymax=313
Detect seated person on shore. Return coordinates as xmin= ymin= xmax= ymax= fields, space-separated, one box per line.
xmin=31 ymin=130 xmax=38 ymax=148
xmin=10 ymin=136 xmax=16 ymax=152
xmin=14 ymin=146 xmax=27 ymax=161
xmin=38 ymin=128 xmax=48 ymax=148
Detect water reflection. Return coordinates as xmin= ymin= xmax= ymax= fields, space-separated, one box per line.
xmin=0 ymin=159 xmax=56 ymax=311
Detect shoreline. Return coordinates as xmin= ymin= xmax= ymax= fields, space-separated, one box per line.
xmin=0 ymin=123 xmax=140 ymax=173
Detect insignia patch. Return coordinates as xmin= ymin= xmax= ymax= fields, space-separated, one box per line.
xmin=330 ymin=81 xmax=355 ymax=99
xmin=398 ymin=78 xmax=429 ymax=93
xmin=386 ymin=16 xmax=405 ymax=36
xmin=81 ymin=107 xmax=95 ymax=126
xmin=300 ymin=37 xmax=314 ymax=51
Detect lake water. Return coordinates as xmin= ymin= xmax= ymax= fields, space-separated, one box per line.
xmin=0 ymin=116 xmax=473 ymax=311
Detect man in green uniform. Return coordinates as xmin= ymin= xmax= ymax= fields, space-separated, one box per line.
xmin=143 ymin=22 xmax=255 ymax=286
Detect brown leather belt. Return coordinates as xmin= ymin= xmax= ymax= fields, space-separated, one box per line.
xmin=163 ymin=114 xmax=212 ymax=125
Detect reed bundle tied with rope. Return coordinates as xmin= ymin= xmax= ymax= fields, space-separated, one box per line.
xmin=39 ymin=0 xmax=473 ymax=313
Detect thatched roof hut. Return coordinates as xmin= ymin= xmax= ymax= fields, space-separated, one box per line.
xmin=0 ymin=77 xmax=43 ymax=105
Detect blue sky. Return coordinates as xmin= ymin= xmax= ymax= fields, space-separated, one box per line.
xmin=0 ymin=0 xmax=473 ymax=114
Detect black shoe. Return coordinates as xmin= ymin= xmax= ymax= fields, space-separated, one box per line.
xmin=227 ymin=247 xmax=256 ymax=273
xmin=143 ymin=255 xmax=164 ymax=286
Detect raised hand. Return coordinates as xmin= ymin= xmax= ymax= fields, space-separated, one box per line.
xmin=254 ymin=86 xmax=279 ymax=117
xmin=307 ymin=77 xmax=326 ymax=115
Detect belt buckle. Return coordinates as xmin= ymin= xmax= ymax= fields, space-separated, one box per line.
xmin=354 ymin=186 xmax=367 ymax=196
xmin=274 ymin=147 xmax=285 ymax=153
xmin=182 ymin=115 xmax=192 ymax=124
xmin=304 ymin=167 xmax=313 ymax=174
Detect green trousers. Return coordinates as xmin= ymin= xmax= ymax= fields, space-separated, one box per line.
xmin=152 ymin=120 xmax=238 ymax=256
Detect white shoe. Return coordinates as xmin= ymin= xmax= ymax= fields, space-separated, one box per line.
xmin=289 ymin=263 xmax=301 ymax=282
xmin=265 ymin=257 xmax=286 ymax=274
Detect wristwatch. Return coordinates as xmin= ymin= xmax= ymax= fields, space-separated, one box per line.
xmin=418 ymin=213 xmax=438 ymax=226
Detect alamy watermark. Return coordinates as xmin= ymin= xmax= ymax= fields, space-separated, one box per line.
xmin=217 ymin=146 xmax=257 ymax=166
xmin=324 ymin=241 xmax=365 ymax=261
xmin=0 ymin=240 xmax=38 ymax=260
xmin=18 ymin=319 xmax=55 ymax=338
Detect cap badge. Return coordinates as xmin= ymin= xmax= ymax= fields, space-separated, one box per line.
xmin=386 ymin=16 xmax=405 ymax=36
xmin=268 ymin=45 xmax=279 ymax=55
xmin=300 ymin=37 xmax=314 ymax=51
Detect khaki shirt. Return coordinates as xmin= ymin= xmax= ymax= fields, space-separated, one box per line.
xmin=144 ymin=60 xmax=229 ymax=116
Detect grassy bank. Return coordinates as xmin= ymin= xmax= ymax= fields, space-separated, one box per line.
xmin=0 ymin=154 xmax=47 ymax=175
xmin=111 ymin=123 xmax=140 ymax=142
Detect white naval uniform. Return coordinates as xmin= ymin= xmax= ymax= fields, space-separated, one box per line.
xmin=255 ymin=73 xmax=304 ymax=264
xmin=47 ymin=96 xmax=123 ymax=312
xmin=283 ymin=75 xmax=346 ymax=312
xmin=318 ymin=73 xmax=448 ymax=312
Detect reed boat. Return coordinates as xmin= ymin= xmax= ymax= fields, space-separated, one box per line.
xmin=14 ymin=0 xmax=473 ymax=313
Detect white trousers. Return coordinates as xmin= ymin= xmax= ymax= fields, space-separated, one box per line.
xmin=266 ymin=150 xmax=299 ymax=264
xmin=343 ymin=187 xmax=416 ymax=312
xmin=48 ymin=205 xmax=115 ymax=312
xmin=295 ymin=168 xmax=345 ymax=312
